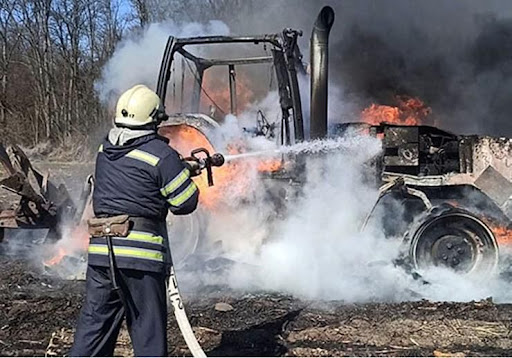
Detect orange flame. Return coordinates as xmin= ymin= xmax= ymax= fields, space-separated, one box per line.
xmin=465 ymin=213 xmax=512 ymax=247
xmin=159 ymin=125 xmax=222 ymax=208
xmin=44 ymin=217 xmax=91 ymax=266
xmin=159 ymin=124 xmax=282 ymax=208
xmin=361 ymin=96 xmax=431 ymax=126
xmin=257 ymin=159 xmax=283 ymax=172
xmin=489 ymin=225 xmax=512 ymax=245
xmin=200 ymin=70 xmax=255 ymax=116
xmin=45 ymin=247 xmax=67 ymax=266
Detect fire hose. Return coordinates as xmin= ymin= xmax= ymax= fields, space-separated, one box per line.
xmin=167 ymin=267 xmax=206 ymax=357
xmin=166 ymin=148 xmax=224 ymax=358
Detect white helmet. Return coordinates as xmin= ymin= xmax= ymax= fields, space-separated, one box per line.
xmin=114 ymin=85 xmax=163 ymax=128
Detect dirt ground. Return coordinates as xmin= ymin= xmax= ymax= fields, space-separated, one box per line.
xmin=1 ymin=256 xmax=512 ymax=357
xmin=2 ymin=163 xmax=512 ymax=356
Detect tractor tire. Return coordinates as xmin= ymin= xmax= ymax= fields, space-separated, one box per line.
xmin=409 ymin=207 xmax=499 ymax=276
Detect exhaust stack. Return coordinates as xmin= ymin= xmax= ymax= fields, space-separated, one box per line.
xmin=310 ymin=6 xmax=335 ymax=140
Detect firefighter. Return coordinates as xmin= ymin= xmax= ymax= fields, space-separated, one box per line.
xmin=70 ymin=84 xmax=199 ymax=357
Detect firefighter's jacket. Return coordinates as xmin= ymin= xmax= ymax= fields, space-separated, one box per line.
xmin=88 ymin=132 xmax=199 ymax=273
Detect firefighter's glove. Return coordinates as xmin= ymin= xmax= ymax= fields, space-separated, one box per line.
xmin=184 ymin=160 xmax=202 ymax=177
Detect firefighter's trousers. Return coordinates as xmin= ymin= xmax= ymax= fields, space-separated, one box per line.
xmin=69 ymin=265 xmax=167 ymax=357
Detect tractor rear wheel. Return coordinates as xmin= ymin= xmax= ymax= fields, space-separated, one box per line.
xmin=410 ymin=209 xmax=499 ymax=275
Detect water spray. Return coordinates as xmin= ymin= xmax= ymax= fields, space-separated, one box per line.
xmin=223 ymin=136 xmax=371 ymax=162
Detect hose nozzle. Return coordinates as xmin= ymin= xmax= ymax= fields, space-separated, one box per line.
xmin=185 ymin=148 xmax=225 ymax=186
xmin=210 ymin=153 xmax=225 ymax=167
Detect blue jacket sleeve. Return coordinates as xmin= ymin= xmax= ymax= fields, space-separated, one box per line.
xmin=157 ymin=149 xmax=199 ymax=215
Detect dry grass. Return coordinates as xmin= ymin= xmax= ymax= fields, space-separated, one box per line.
xmin=20 ymin=137 xmax=95 ymax=163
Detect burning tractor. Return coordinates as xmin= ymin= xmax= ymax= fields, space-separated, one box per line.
xmin=349 ymin=123 xmax=512 ymax=277
xmin=153 ymin=5 xmax=512 ymax=277
xmin=2 ymin=6 xmax=512 ymax=280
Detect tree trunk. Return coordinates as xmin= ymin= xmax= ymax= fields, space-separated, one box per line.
xmin=1 ymin=41 xmax=6 ymax=130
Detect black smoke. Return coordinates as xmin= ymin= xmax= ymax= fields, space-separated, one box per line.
xmin=223 ymin=0 xmax=512 ymax=136
xmin=334 ymin=6 xmax=512 ymax=136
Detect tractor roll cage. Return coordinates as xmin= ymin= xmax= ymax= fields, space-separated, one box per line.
xmin=156 ymin=29 xmax=307 ymax=145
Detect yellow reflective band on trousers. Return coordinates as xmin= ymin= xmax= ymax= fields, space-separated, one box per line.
xmin=98 ymin=144 xmax=103 ymax=152
xmin=125 ymin=149 xmax=160 ymax=166
xmin=88 ymin=244 xmax=164 ymax=262
xmin=123 ymin=231 xmax=163 ymax=245
xmin=160 ymin=168 xmax=190 ymax=197
xmin=168 ymin=182 xmax=197 ymax=207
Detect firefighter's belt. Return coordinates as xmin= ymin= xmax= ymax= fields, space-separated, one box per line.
xmin=87 ymin=215 xmax=130 ymax=237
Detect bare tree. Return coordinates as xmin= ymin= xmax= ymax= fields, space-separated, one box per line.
xmin=139 ymin=0 xmax=254 ymax=25
xmin=0 ymin=0 xmax=19 ymax=131
xmin=0 ymin=0 xmax=258 ymax=151
xmin=131 ymin=0 xmax=148 ymax=27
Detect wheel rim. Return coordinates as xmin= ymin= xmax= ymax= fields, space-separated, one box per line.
xmin=410 ymin=211 xmax=499 ymax=274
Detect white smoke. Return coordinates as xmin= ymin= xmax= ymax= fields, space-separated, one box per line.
xmin=417 ymin=266 xmax=512 ymax=303
xmin=237 ymin=92 xmax=282 ymax=127
xmin=194 ymin=130 xmax=512 ymax=303
xmin=221 ymin=133 xmax=420 ymax=302
xmin=95 ymin=20 xmax=230 ymax=103
xmin=177 ymin=112 xmax=512 ymax=303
